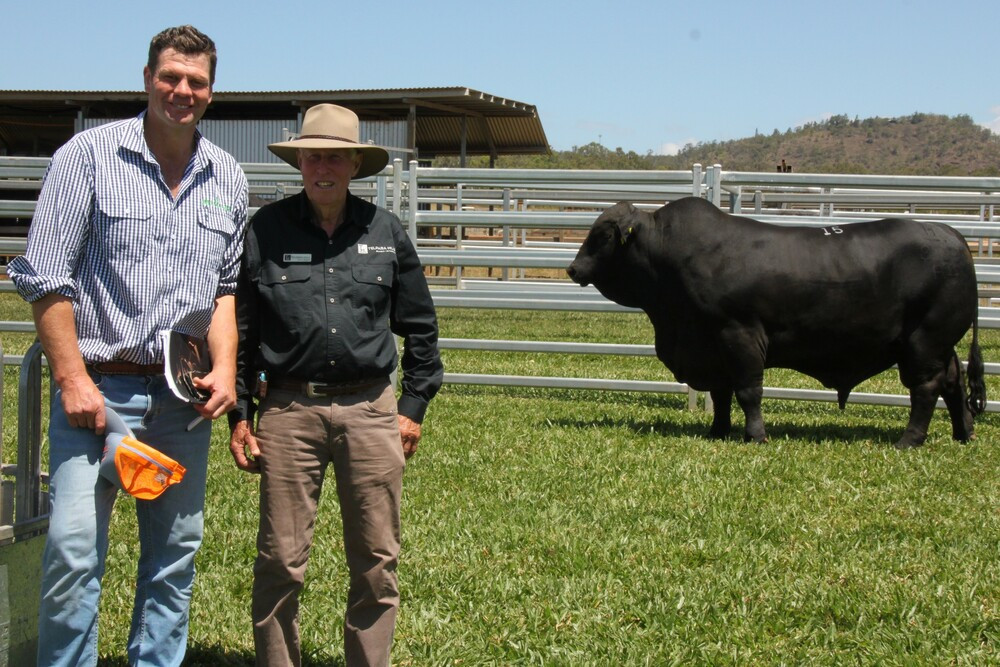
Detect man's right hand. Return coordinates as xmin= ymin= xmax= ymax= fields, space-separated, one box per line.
xmin=229 ymin=419 xmax=261 ymax=473
xmin=59 ymin=371 xmax=106 ymax=434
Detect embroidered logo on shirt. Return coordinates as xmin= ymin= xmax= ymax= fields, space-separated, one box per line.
xmin=283 ymin=253 xmax=311 ymax=263
xmin=357 ymin=244 xmax=369 ymax=254
xmin=201 ymin=196 xmax=232 ymax=212
xmin=368 ymin=245 xmax=396 ymax=254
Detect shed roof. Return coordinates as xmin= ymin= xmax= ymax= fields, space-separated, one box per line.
xmin=0 ymin=87 xmax=549 ymax=159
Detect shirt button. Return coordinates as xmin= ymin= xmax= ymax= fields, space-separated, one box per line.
xmin=329 ymin=298 xmax=335 ymax=303
xmin=330 ymin=328 xmax=337 ymax=334
xmin=281 ymin=275 xmax=287 ymax=281
xmin=329 ymin=360 xmax=336 ymax=366
xmin=328 ymin=268 xmax=334 ymax=273
xmin=376 ymin=276 xmax=383 ymax=282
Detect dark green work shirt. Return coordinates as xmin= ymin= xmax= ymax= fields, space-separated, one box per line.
xmin=232 ymin=191 xmax=443 ymax=425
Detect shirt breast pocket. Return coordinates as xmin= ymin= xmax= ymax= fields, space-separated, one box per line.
xmin=351 ymin=263 xmax=394 ymax=330
xmin=194 ymin=209 xmax=236 ymax=273
xmin=261 ymin=263 xmax=312 ymax=328
xmin=94 ymin=198 xmax=154 ymax=263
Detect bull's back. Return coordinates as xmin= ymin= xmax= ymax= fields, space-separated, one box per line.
xmin=676 ymin=214 xmax=975 ymax=316
xmin=780 ymin=218 xmax=971 ymax=307
xmin=664 ymin=211 xmax=976 ymax=356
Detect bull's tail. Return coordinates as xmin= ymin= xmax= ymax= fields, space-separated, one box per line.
xmin=967 ymin=319 xmax=987 ymax=417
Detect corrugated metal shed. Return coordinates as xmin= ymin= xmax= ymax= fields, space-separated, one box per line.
xmin=79 ymin=117 xmax=411 ymax=165
xmin=0 ymin=87 xmax=549 ymax=162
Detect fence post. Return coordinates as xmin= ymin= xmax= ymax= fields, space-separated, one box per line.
xmin=407 ymin=160 xmax=419 ymax=242
xmin=692 ymin=163 xmax=702 ymax=198
xmin=0 ymin=338 xmax=4 ymax=519
xmin=729 ymin=186 xmax=742 ymax=214
xmin=710 ymin=164 xmax=723 ymax=208
xmin=455 ymin=184 xmax=464 ymax=285
xmin=502 ymin=188 xmax=512 ymax=281
xmin=375 ymin=171 xmax=387 ymax=209
xmin=392 ymin=159 xmax=403 ymax=218
xmin=16 ymin=342 xmax=44 ymax=523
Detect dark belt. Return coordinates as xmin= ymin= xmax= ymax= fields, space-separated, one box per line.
xmin=271 ymin=377 xmax=386 ymax=398
xmin=87 ymin=361 xmax=164 ymax=376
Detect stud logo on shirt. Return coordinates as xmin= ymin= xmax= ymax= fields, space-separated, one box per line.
xmin=201 ymin=196 xmax=232 ymax=212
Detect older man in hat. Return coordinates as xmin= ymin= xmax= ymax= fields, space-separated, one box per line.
xmin=228 ymin=104 xmax=443 ymax=666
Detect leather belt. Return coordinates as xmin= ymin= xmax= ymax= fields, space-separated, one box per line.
xmin=271 ymin=377 xmax=385 ymax=398
xmin=88 ymin=361 xmax=164 ymax=376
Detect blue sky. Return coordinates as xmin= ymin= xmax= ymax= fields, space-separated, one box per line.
xmin=3 ymin=0 xmax=997 ymax=155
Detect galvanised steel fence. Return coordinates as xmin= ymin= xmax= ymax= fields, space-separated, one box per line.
xmin=2 ymin=156 xmax=1000 ymax=414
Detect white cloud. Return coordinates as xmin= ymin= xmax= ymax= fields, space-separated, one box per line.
xmin=657 ymin=139 xmax=698 ymax=156
xmin=793 ymin=112 xmax=834 ymax=129
xmin=983 ymin=106 xmax=1000 ymax=134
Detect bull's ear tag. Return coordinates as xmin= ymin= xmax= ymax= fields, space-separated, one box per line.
xmin=621 ymin=227 xmax=633 ymax=245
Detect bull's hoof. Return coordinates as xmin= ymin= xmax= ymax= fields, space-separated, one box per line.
xmin=893 ymin=439 xmax=923 ymax=450
xmin=708 ymin=422 xmax=732 ymax=439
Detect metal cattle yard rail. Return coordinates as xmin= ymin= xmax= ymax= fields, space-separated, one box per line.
xmin=2 ymin=157 xmax=1000 ymax=417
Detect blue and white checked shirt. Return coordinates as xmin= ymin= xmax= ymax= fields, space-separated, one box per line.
xmin=8 ymin=113 xmax=249 ymax=364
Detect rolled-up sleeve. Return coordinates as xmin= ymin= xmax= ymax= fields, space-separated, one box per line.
xmin=215 ymin=175 xmax=249 ymax=297
xmin=7 ymin=141 xmax=95 ymax=302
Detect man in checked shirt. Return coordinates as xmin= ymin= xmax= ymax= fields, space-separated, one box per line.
xmin=7 ymin=25 xmax=248 ymax=666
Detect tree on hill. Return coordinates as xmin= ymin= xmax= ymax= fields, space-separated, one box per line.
xmin=433 ymin=113 xmax=1000 ymax=176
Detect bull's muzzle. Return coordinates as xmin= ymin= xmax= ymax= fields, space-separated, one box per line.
xmin=566 ymin=263 xmax=587 ymax=286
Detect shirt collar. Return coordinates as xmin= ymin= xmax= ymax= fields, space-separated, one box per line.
xmin=119 ymin=111 xmax=210 ymax=173
xmin=296 ymin=191 xmax=366 ymax=234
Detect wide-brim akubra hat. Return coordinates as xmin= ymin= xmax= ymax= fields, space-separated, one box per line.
xmin=268 ymin=104 xmax=390 ymax=179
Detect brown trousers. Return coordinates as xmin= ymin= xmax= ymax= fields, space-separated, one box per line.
xmin=252 ymin=380 xmax=404 ymax=667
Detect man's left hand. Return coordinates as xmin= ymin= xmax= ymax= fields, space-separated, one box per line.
xmin=192 ymin=370 xmax=236 ymax=420
xmin=399 ymin=414 xmax=421 ymax=459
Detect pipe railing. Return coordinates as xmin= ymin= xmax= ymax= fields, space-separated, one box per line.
xmin=4 ymin=158 xmax=1000 ymax=419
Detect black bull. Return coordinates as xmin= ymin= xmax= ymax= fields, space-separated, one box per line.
xmin=566 ymin=197 xmax=986 ymax=448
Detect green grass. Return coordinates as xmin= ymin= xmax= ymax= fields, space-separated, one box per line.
xmin=1 ymin=297 xmax=999 ymax=665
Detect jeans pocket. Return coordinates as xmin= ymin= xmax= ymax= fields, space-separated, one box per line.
xmin=364 ymin=384 xmax=398 ymax=417
xmin=261 ymin=389 xmax=299 ymax=415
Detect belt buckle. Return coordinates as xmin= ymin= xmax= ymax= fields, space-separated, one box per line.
xmin=304 ymin=381 xmax=325 ymax=398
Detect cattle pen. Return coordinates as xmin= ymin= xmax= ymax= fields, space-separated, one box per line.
xmin=1 ymin=157 xmax=999 ymax=659
xmin=2 ymin=153 xmax=999 ymax=663
xmin=2 ymin=156 xmax=1000 ymax=416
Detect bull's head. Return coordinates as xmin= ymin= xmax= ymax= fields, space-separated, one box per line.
xmin=567 ymin=202 xmax=647 ymax=305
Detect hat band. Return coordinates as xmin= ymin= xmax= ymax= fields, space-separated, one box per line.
xmin=297 ymin=134 xmax=358 ymax=144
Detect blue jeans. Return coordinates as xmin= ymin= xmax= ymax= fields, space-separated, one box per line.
xmin=38 ymin=372 xmax=211 ymax=667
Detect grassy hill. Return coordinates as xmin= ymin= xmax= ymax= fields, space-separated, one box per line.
xmin=437 ymin=113 xmax=1000 ymax=176
xmin=665 ymin=113 xmax=1000 ymax=175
